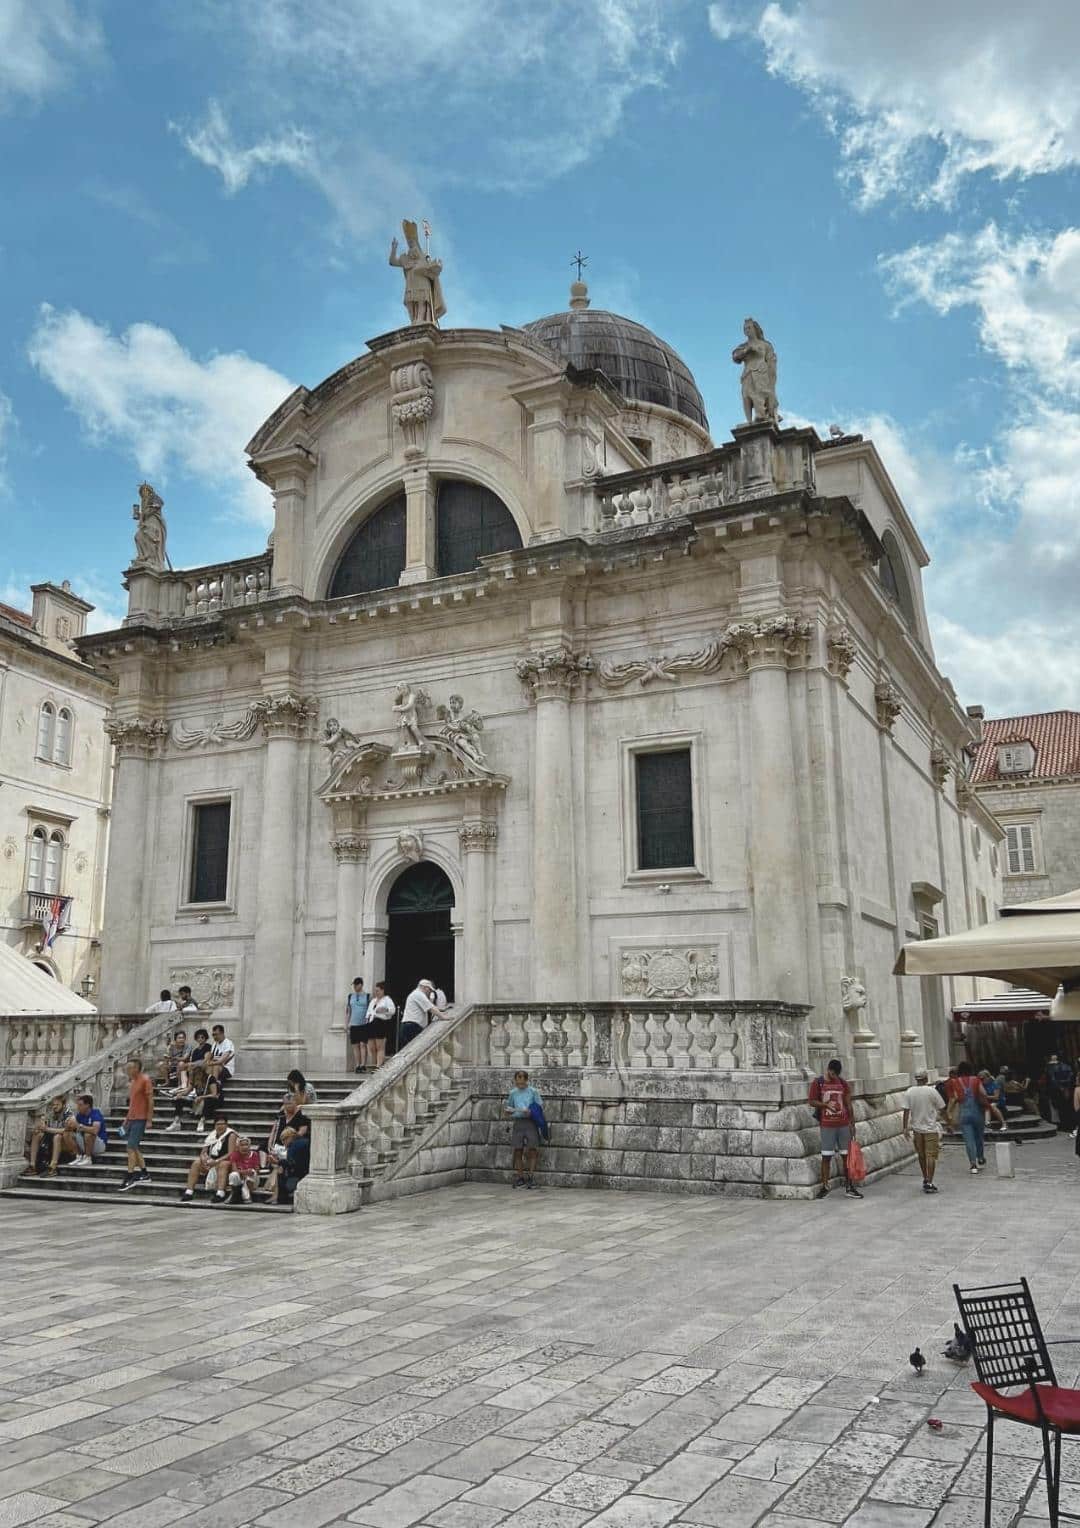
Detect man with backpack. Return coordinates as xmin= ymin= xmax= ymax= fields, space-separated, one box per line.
xmin=808 ymin=1058 xmax=863 ymax=1200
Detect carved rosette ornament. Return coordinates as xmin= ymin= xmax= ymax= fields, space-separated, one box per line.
xmin=874 ymin=678 xmax=902 ymax=733
xmin=930 ymin=742 xmax=953 ymax=790
xmin=826 ymin=626 xmax=858 ymax=682
xmin=390 ymin=360 xmax=435 ymax=461
xmin=256 ymin=693 xmax=318 ymax=740
xmin=728 ymin=614 xmax=812 ymax=672
xmin=515 ymin=646 xmax=594 ymax=703
xmin=458 ymin=820 xmax=498 ymax=853
xmin=104 ymin=716 xmax=169 ymax=758
xmin=331 ymin=834 xmax=369 ymax=864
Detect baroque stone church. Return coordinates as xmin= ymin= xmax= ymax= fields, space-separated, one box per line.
xmin=82 ymin=232 xmax=1002 ymax=1079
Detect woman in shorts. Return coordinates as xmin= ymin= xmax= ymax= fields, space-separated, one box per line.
xmin=503 ymin=1069 xmax=544 ymax=1190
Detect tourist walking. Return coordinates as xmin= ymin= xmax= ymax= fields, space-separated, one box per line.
xmin=902 ymin=1069 xmax=946 ymax=1193
xmin=399 ymin=979 xmax=443 ymax=1048
xmin=366 ymin=982 xmax=395 ymax=1069
xmin=955 ymin=1061 xmax=991 ymax=1173
xmin=808 ymin=1059 xmax=863 ymax=1199
xmin=504 ymin=1069 xmax=544 ymax=1189
xmin=346 ymin=977 xmax=371 ymax=1072
xmin=119 ymin=1058 xmax=153 ymax=1190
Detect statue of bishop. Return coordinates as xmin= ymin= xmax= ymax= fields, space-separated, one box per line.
xmin=389 ymin=219 xmax=446 ymax=327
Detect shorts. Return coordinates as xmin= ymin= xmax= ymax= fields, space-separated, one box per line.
xmin=348 ymin=1025 xmax=371 ymax=1045
xmin=511 ymin=1119 xmax=541 ymax=1151
xmin=76 ymin=1133 xmax=107 ymax=1158
xmin=366 ymin=1018 xmax=391 ymax=1041
xmin=913 ymin=1130 xmax=941 ymax=1168
xmin=820 ymin=1125 xmax=851 ymax=1156
xmin=125 ymin=1120 xmax=147 ymax=1148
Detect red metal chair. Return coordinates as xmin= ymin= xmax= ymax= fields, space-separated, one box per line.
xmin=954 ymin=1278 xmax=1080 ymax=1526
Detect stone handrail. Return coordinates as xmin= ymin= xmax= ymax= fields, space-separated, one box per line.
xmin=183 ymin=554 xmax=272 ymax=618
xmin=0 ymin=1012 xmax=149 ymax=1081
xmin=0 ymin=1008 xmax=181 ymax=1188
xmin=295 ymin=1004 xmax=479 ymax=1215
xmin=294 ymin=1000 xmax=809 ymax=1213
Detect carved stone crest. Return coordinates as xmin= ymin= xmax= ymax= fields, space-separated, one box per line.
xmin=620 ymin=946 xmax=721 ymax=999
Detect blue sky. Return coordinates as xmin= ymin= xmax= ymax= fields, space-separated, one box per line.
xmin=2 ymin=0 xmax=1079 ymax=713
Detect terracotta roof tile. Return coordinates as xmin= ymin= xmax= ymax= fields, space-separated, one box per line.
xmin=0 ymin=601 xmax=32 ymax=628
xmin=972 ymin=711 xmax=1080 ymax=783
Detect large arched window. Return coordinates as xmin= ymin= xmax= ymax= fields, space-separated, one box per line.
xmin=328 ymin=493 xmax=407 ymax=599
xmin=54 ymin=707 xmax=73 ymax=766
xmin=435 ymin=480 xmax=522 ymax=577
xmin=878 ymin=531 xmax=917 ymax=629
xmin=37 ymin=702 xmax=55 ymax=761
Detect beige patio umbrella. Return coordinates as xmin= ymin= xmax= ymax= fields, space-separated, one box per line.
xmin=894 ymin=889 xmax=1080 ymax=1013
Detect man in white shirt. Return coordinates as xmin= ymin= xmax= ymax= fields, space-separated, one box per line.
xmin=902 ymin=1068 xmax=946 ymax=1195
xmin=146 ymin=989 xmax=177 ymax=1015
xmin=366 ymin=981 xmax=396 ymax=1069
xmin=435 ymin=986 xmax=449 ymax=1011
xmin=194 ymin=1024 xmax=236 ymax=1091
xmin=399 ymin=980 xmax=444 ymax=1048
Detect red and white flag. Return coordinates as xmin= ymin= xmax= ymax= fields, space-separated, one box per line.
xmin=41 ymin=897 xmax=65 ymax=949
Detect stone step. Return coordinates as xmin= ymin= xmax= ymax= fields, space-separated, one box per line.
xmin=2 ymin=1185 xmax=291 ymax=1212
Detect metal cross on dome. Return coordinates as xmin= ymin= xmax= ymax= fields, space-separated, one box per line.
xmin=571 ymin=250 xmax=589 ymax=280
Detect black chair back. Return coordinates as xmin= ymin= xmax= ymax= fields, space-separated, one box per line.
xmin=954 ymin=1278 xmax=1057 ymax=1390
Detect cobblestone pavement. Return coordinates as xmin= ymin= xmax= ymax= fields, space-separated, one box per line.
xmin=2 ymin=1138 xmax=1080 ymax=1527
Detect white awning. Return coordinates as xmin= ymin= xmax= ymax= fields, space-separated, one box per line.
xmin=0 ymin=942 xmax=97 ymax=1014
xmin=894 ymin=889 xmax=1080 ymax=999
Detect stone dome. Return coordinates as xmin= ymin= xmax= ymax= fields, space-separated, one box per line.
xmin=521 ymin=304 xmax=709 ymax=432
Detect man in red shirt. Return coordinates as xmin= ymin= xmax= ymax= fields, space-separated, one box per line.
xmin=808 ymin=1058 xmax=863 ymax=1200
xmin=119 ymin=1057 xmax=154 ymax=1192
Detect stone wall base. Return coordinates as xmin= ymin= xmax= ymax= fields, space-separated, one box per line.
xmin=362 ymin=1067 xmax=914 ymax=1204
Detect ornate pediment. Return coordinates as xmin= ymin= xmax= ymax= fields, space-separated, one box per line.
xmin=317 ymin=684 xmax=508 ymax=803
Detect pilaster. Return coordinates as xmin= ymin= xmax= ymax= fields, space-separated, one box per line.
xmin=98 ymin=716 xmax=167 ymax=1011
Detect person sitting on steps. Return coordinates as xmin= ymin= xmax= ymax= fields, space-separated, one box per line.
xmin=25 ymin=1095 xmax=69 ymax=1176
xmin=222 ymin=1135 xmax=260 ymax=1205
xmin=179 ymin=1115 xmax=235 ymax=1201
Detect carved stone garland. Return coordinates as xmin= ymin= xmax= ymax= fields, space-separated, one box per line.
xmin=171 ymin=706 xmax=263 ymax=750
xmin=593 ymin=615 xmax=812 ymax=690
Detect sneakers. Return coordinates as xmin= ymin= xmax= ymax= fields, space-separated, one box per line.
xmin=845 ymin=1184 xmax=864 ymax=1198
xmin=164 ymin=1119 xmax=183 ymax=1133
xmin=923 ymin=1181 xmax=939 ymax=1194
xmin=241 ymin=1184 xmax=252 ymax=1203
xmin=513 ymin=1176 xmax=526 ymax=1188
xmin=970 ymin=1165 xmax=980 ymax=1174
xmin=180 ymin=1188 xmax=194 ymax=1201
xmin=118 ymin=1173 xmax=136 ymax=1192
xmin=131 ymin=1171 xmax=151 ymax=1188
xmin=71 ymin=1155 xmax=92 ymax=1168
xmin=977 ymin=1157 xmax=987 ymax=1167
xmin=816 ymin=1185 xmax=829 ymax=1199
xmin=525 ymin=1178 xmax=537 ymax=1190
xmin=213 ymin=1190 xmax=226 ymax=1203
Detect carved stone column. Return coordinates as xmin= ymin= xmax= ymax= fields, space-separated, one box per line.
xmin=98 ymin=718 xmax=167 ymax=1011
xmin=460 ymin=819 xmax=497 ymax=1003
xmin=517 ymin=646 xmax=592 ymax=999
xmin=247 ymin=693 xmax=317 ymax=1071
xmin=331 ymin=832 xmax=369 ymax=1061
xmin=734 ymin=616 xmax=813 ymax=1006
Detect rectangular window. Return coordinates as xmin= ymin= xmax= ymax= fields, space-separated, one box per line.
xmin=1005 ymin=823 xmax=1036 ymax=875
xmin=977 ymin=892 xmax=988 ymax=925
xmin=635 ymin=749 xmax=694 ymax=870
xmin=189 ymin=801 xmax=231 ymax=903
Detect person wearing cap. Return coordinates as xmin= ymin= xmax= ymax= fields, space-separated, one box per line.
xmin=399 ymin=979 xmax=445 ymax=1049
xmin=902 ymin=1068 xmax=947 ymax=1194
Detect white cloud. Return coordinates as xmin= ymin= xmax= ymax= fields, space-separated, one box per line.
xmin=725 ymin=0 xmax=1080 ymax=205
xmin=27 ymin=305 xmax=294 ymax=524
xmin=172 ymin=100 xmax=313 ymax=195
xmin=0 ymin=0 xmax=104 ymax=109
xmin=177 ymin=1 xmax=685 ymax=234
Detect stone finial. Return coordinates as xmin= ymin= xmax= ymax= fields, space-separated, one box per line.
xmin=732 ymin=318 xmax=779 ymax=424
xmin=389 ymin=219 xmax=445 ymax=326
xmin=569 ymin=278 xmax=590 ymax=311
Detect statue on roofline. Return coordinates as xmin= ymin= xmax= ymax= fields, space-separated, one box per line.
xmin=131 ymin=482 xmax=168 ymax=571
xmin=389 ymin=219 xmax=446 ymax=327
xmin=732 ymin=317 xmax=780 ymax=425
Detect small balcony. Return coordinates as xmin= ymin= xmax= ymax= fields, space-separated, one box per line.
xmin=23 ymin=892 xmax=73 ymax=931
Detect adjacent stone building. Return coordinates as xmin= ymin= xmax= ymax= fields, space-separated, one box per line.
xmin=971 ymin=711 xmax=1080 ymax=905
xmin=0 ymin=582 xmax=114 ymax=997
xmin=79 ymin=271 xmax=1000 ymax=1079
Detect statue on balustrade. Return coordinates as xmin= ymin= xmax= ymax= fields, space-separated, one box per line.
xmin=389 ymin=219 xmax=446 ymax=326
xmin=131 ymin=482 xmax=169 ymax=571
xmin=732 ymin=318 xmax=780 ymax=424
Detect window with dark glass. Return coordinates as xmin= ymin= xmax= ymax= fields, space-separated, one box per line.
xmin=328 ymin=493 xmax=407 ymax=598
xmin=435 ymin=480 xmax=522 ymax=577
xmin=635 ymin=749 xmax=694 ymax=870
xmin=189 ymin=801 xmax=231 ymax=903
xmin=878 ymin=531 xmax=917 ymax=629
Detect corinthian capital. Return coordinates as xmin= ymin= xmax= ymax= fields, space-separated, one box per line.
xmin=728 ymin=614 xmax=812 ymax=672
xmin=104 ymin=716 xmax=169 ymax=758
xmin=515 ymin=645 xmax=593 ymax=703
xmin=331 ymin=834 xmax=369 ymax=864
xmin=256 ymin=693 xmax=319 ymax=739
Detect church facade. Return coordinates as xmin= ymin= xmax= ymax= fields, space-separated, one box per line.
xmin=81 ymin=261 xmax=1001 ymax=1078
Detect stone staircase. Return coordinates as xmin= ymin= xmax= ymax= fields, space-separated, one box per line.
xmin=1 ymin=1074 xmax=360 ymax=1212
xmin=942 ymin=1101 xmax=1059 ymax=1149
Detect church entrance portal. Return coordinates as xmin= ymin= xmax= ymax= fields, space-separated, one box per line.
xmin=385 ymin=862 xmax=455 ymax=1021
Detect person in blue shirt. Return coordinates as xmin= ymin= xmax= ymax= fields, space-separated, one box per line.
xmin=504 ymin=1069 xmax=543 ymax=1189
xmin=346 ymin=977 xmax=371 ymax=1073
xmin=65 ymin=1092 xmax=108 ymax=1170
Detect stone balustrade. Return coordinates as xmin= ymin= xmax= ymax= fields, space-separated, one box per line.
xmin=183 ymin=555 xmax=272 ymax=618
xmin=0 ymin=1009 xmax=180 ymax=1186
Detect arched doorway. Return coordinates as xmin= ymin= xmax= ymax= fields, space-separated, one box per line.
xmin=385 ymin=862 xmax=455 ymax=1016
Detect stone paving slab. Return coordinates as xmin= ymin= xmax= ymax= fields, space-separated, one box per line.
xmin=4 ymin=1138 xmax=1080 ymax=1525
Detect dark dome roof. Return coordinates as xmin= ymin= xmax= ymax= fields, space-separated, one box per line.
xmin=521 ymin=308 xmax=708 ymax=431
